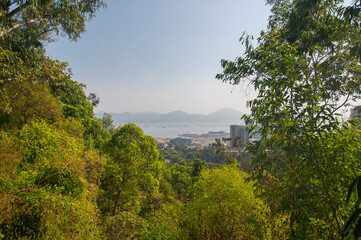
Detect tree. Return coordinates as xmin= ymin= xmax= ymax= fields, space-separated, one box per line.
xmin=87 ymin=93 xmax=100 ymax=108
xmin=99 ymin=124 xmax=164 ymax=217
xmin=0 ymin=0 xmax=105 ymax=41
xmin=168 ymin=160 xmax=192 ymax=201
xmin=198 ymin=145 xmax=224 ymax=164
xmin=0 ymin=79 xmax=63 ymax=128
xmin=184 ymin=165 xmax=287 ymax=239
xmin=0 ymin=0 xmax=107 ymax=238
xmin=0 ymin=0 xmax=106 ymax=145
xmin=0 ymin=0 xmax=104 ymax=120
xmin=140 ymin=201 xmax=188 ymax=240
xmin=217 ymin=0 xmax=361 ymax=238
xmin=191 ymin=158 xmax=207 ymax=179
xmin=0 ymin=121 xmax=102 ymax=239
xmin=101 ymin=112 xmax=115 ymax=135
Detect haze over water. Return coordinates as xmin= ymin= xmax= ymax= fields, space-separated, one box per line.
xmin=117 ymin=121 xmax=235 ymax=138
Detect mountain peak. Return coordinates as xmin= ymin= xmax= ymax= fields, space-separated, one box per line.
xmin=99 ymin=108 xmax=243 ymax=123
xmin=207 ymin=108 xmax=242 ymax=122
xmin=167 ymin=110 xmax=187 ymax=114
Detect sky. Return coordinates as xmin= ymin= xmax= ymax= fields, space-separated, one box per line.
xmin=45 ymin=0 xmax=271 ymax=114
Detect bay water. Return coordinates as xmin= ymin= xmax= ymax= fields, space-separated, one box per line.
xmin=115 ymin=121 xmax=238 ymax=138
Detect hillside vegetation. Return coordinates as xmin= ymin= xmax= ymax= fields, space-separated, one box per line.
xmin=1 ymin=0 xmax=361 ymax=239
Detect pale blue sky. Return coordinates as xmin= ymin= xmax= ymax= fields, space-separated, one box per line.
xmin=46 ymin=0 xmax=271 ymax=114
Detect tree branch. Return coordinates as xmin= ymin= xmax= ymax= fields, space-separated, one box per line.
xmin=36 ymin=27 xmax=54 ymax=38
xmin=0 ymin=17 xmax=45 ymax=37
xmin=5 ymin=194 xmax=23 ymax=204
xmin=2 ymin=90 xmax=18 ymax=114
xmin=330 ymin=93 xmax=350 ymax=116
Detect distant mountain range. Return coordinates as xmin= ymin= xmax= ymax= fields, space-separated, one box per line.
xmin=97 ymin=108 xmax=244 ymax=123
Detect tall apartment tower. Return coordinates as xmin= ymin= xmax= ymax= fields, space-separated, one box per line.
xmin=230 ymin=125 xmax=249 ymax=148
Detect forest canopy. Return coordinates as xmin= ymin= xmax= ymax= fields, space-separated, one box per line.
xmin=1 ymin=0 xmax=361 ymax=239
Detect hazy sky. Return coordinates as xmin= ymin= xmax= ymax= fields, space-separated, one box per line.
xmin=45 ymin=0 xmax=271 ymax=114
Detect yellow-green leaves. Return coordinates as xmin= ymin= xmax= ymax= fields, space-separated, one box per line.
xmin=0 ymin=121 xmax=103 ymax=239
xmin=185 ymin=166 xmax=273 ymax=239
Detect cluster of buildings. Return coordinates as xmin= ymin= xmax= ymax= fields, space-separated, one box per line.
xmin=156 ymin=125 xmax=251 ymax=149
xmin=157 ymin=106 xmax=361 ymax=149
xmin=163 ymin=131 xmax=230 ymax=147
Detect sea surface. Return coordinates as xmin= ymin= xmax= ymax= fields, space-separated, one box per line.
xmin=115 ymin=121 xmax=238 ymax=138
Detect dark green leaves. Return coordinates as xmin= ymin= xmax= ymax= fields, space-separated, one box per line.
xmin=344 ymin=176 xmax=361 ymax=239
xmin=218 ymin=0 xmax=361 ymax=238
xmin=355 ymin=218 xmax=361 ymax=239
xmin=346 ymin=176 xmax=361 ymax=205
xmin=0 ymin=0 xmax=105 ymax=41
xmin=344 ymin=209 xmax=361 ymax=237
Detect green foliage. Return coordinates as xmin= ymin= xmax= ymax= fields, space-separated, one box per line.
xmin=0 ymin=6 xmax=108 ymax=147
xmin=184 ymin=165 xmax=279 ymax=240
xmin=9 ymin=0 xmax=361 ymax=238
xmin=168 ymin=160 xmax=193 ymax=201
xmin=101 ymin=112 xmax=116 ymax=135
xmin=0 ymin=0 xmax=108 ymax=238
xmin=35 ymin=165 xmax=84 ymax=198
xmin=0 ymin=47 xmax=108 ymax=150
xmin=160 ymin=141 xmax=230 ymax=166
xmin=0 ymin=73 xmax=63 ymax=128
xmin=1 ymin=186 xmax=101 ymax=239
xmin=99 ymin=123 xmax=164 ymax=216
xmin=87 ymin=92 xmax=100 ymax=107
xmin=41 ymin=58 xmax=106 ymax=148
xmin=0 ymin=121 xmax=102 ymax=239
xmin=198 ymin=145 xmax=224 ymax=164
xmin=105 ymin=211 xmax=144 ymax=240
xmin=0 ymin=131 xmax=22 ymax=180
xmin=344 ymin=175 xmax=361 ymax=239
xmin=0 ymin=0 xmax=105 ymax=41
xmin=141 ymin=202 xmax=188 ymax=240
xmin=160 ymin=142 xmax=198 ymax=164
xmin=55 ymin=117 xmax=85 ymax=139
xmin=0 ymin=187 xmax=46 ymax=239
xmin=17 ymin=121 xmax=83 ymax=168
xmin=40 ymin=192 xmax=102 ymax=240
xmin=191 ymin=158 xmax=207 ymax=179
xmin=83 ymin=149 xmax=106 ymax=186
xmin=217 ymin=0 xmax=361 ymax=238
xmin=161 ymin=147 xmax=185 ymax=164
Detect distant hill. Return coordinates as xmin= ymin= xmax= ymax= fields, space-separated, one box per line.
xmin=100 ymin=108 xmax=244 ymax=123
xmin=207 ymin=108 xmax=244 ymax=122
